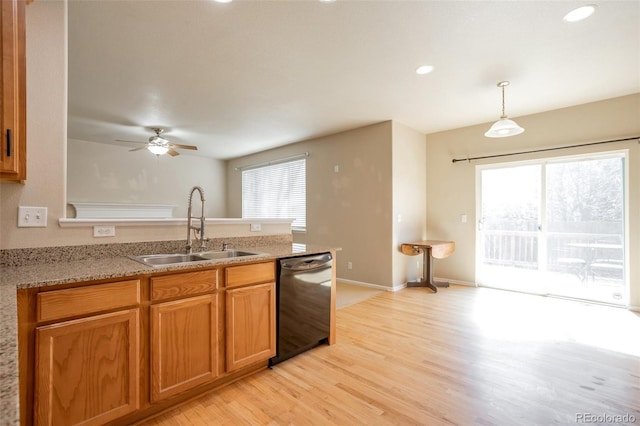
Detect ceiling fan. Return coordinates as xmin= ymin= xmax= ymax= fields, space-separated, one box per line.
xmin=116 ymin=128 xmax=198 ymax=156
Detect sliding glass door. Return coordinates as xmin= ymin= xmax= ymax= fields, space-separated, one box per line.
xmin=545 ymin=156 xmax=625 ymax=303
xmin=477 ymin=153 xmax=627 ymax=305
xmin=478 ymin=164 xmax=543 ymax=294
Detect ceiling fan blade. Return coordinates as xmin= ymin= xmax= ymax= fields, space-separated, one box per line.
xmin=129 ymin=146 xmax=148 ymax=152
xmin=169 ymin=143 xmax=198 ymax=150
xmin=167 ymin=148 xmax=180 ymax=157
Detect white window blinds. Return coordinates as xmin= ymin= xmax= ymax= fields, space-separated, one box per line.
xmin=242 ymin=158 xmax=306 ymax=231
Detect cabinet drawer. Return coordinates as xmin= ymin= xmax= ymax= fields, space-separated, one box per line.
xmin=151 ymin=269 xmax=218 ymax=301
xmin=225 ymin=261 xmax=275 ymax=288
xmin=37 ymin=280 xmax=140 ymax=322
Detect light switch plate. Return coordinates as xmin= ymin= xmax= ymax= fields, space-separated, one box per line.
xmin=250 ymin=223 xmax=262 ymax=232
xmin=18 ymin=206 xmax=47 ymax=227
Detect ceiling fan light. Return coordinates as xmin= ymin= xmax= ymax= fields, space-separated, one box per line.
xmin=148 ymin=144 xmax=169 ymax=155
xmin=484 ymin=118 xmax=525 ymax=138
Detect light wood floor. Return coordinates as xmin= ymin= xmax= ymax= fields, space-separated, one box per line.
xmin=335 ymin=281 xmax=383 ymax=309
xmin=142 ymin=285 xmax=640 ymax=425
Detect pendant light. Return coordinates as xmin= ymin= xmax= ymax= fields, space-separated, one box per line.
xmin=484 ymin=81 xmax=524 ymax=138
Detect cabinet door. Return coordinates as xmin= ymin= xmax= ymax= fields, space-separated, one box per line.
xmin=35 ymin=309 xmax=140 ymax=426
xmin=150 ymin=294 xmax=219 ymax=402
xmin=226 ymin=282 xmax=276 ymax=372
xmin=0 ymin=0 xmax=26 ymax=180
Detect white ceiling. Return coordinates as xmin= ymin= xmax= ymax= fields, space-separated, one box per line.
xmin=67 ymin=0 xmax=640 ymax=160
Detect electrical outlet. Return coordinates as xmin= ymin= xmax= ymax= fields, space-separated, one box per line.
xmin=93 ymin=225 xmax=116 ymax=237
xmin=347 ymin=261 xmax=353 ymax=270
xmin=250 ymin=223 xmax=262 ymax=232
xmin=18 ymin=206 xmax=47 ymax=227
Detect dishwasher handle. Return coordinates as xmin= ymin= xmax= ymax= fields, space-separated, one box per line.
xmin=280 ymin=253 xmax=332 ymax=271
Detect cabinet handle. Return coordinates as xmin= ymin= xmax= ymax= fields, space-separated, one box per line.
xmin=6 ymin=129 xmax=11 ymax=157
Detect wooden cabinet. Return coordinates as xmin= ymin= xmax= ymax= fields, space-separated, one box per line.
xmin=20 ymin=260 xmax=282 ymax=425
xmin=33 ymin=280 xmax=141 ymax=425
xmin=0 ymin=0 xmax=27 ymax=182
xmin=225 ymin=261 xmax=275 ymax=289
xmin=225 ymin=262 xmax=276 ymax=372
xmin=150 ymin=270 xmax=220 ymax=402
xmin=35 ymin=310 xmax=140 ymax=426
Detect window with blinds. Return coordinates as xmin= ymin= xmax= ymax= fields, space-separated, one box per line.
xmin=242 ymin=158 xmax=306 ymax=231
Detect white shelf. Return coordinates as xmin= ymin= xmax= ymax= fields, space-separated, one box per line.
xmin=58 ymin=217 xmax=294 ymax=228
xmin=69 ymin=202 xmax=176 ymax=219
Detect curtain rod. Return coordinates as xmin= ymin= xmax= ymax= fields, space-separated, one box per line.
xmin=234 ymin=152 xmax=309 ymax=171
xmin=451 ymin=136 xmax=640 ymax=164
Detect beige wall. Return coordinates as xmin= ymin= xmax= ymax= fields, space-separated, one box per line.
xmin=227 ymin=120 xmax=428 ymax=289
xmin=0 ymin=1 xmax=68 ymax=249
xmin=67 ymin=139 xmax=226 ymax=218
xmin=392 ymin=122 xmax=427 ymax=286
xmin=227 ymin=122 xmax=396 ymax=287
xmin=426 ymin=93 xmax=640 ymax=307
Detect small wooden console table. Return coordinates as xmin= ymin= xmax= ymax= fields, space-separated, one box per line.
xmin=400 ymin=240 xmax=455 ymax=293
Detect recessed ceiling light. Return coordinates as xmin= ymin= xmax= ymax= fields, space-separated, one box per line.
xmin=213 ymin=0 xmax=233 ymax=3
xmin=415 ymin=65 xmax=434 ymax=75
xmin=563 ymin=4 xmax=597 ymax=22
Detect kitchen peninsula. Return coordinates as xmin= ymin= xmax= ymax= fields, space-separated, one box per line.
xmin=1 ymin=235 xmax=337 ymax=426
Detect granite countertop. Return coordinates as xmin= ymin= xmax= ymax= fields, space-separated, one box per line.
xmin=0 ymin=241 xmax=337 ymax=425
xmin=1 ymin=243 xmax=333 ymax=290
xmin=0 ymin=284 xmax=19 ymax=426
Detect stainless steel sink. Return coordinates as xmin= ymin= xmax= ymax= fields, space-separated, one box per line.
xmin=129 ymin=253 xmax=209 ymax=267
xmin=130 ymin=250 xmax=261 ymax=267
xmin=197 ymin=250 xmax=260 ymax=260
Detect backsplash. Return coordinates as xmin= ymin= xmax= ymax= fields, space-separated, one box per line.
xmin=0 ymin=234 xmax=293 ymax=267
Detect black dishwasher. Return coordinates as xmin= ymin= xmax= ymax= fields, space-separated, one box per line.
xmin=269 ymin=252 xmax=332 ymax=366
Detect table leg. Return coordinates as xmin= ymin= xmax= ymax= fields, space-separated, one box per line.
xmin=406 ymin=248 xmax=449 ymax=293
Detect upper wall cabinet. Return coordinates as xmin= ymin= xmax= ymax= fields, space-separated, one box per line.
xmin=0 ymin=0 xmax=26 ymax=183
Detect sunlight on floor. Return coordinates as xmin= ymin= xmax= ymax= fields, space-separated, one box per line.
xmin=480 ymin=264 xmax=626 ymax=306
xmin=472 ymin=287 xmax=640 ymax=356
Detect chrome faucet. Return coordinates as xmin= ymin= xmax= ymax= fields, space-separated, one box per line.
xmin=186 ymin=186 xmax=208 ymax=253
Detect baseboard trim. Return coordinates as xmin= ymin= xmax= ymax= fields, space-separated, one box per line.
xmin=337 ymin=278 xmax=404 ymax=292
xmin=337 ymin=277 xmax=477 ymax=292
xmin=628 ymin=305 xmax=640 ymax=313
xmin=436 ymin=277 xmax=478 ymax=288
